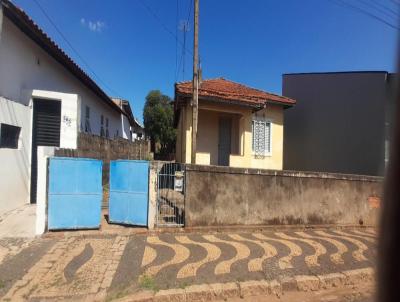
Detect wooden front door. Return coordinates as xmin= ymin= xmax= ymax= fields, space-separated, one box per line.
xmin=218 ymin=117 xmax=232 ymax=166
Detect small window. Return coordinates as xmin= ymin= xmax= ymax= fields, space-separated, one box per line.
xmin=100 ymin=115 xmax=105 ymax=137
xmin=85 ymin=106 xmax=90 ymax=119
xmin=252 ymin=119 xmax=271 ymax=155
xmin=0 ymin=124 xmax=21 ymax=149
xmin=105 ymin=118 xmax=109 ymax=138
xmin=85 ymin=106 xmax=91 ymax=133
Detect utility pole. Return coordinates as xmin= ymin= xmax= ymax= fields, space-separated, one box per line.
xmin=191 ymin=0 xmax=199 ymax=164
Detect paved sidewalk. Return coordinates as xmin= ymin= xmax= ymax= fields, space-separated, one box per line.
xmin=0 ymin=227 xmax=376 ymax=301
xmin=0 ymin=205 xmax=36 ymax=238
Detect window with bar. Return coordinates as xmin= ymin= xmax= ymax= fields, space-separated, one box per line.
xmin=252 ymin=119 xmax=271 ymax=156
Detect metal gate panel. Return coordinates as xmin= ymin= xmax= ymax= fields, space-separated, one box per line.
xmin=48 ymin=157 xmax=102 ymax=230
xmin=109 ymin=160 xmax=149 ymax=226
xmin=156 ymin=163 xmax=185 ymax=227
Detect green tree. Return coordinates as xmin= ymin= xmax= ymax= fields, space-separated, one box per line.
xmin=143 ymin=90 xmax=176 ymax=156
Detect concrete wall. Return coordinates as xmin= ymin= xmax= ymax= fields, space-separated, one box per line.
xmin=0 ymin=97 xmax=31 ymax=213
xmin=0 ymin=92 xmax=78 ymax=216
xmin=0 ymin=17 xmax=122 ymax=138
xmin=0 ymin=11 xmax=126 ymax=219
xmin=282 ymin=72 xmax=394 ymax=176
xmin=184 ymin=165 xmax=383 ymax=227
xmin=176 ymin=100 xmax=284 ymax=169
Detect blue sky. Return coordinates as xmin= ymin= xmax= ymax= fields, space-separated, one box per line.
xmin=13 ymin=0 xmax=399 ymax=122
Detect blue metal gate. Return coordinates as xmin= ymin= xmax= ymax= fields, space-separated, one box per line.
xmin=48 ymin=157 xmax=103 ymax=230
xmin=109 ymin=160 xmax=149 ymax=226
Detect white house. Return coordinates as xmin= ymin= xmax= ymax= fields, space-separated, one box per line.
xmin=112 ymin=97 xmax=145 ymax=141
xmin=0 ymin=0 xmax=136 ymax=233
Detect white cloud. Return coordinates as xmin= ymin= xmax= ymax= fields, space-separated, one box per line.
xmin=80 ymin=18 xmax=105 ymax=33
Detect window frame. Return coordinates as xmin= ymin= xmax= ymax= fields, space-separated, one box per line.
xmin=105 ymin=117 xmax=109 ymax=138
xmin=0 ymin=123 xmax=21 ymax=149
xmin=251 ymin=117 xmax=272 ymax=157
xmin=84 ymin=106 xmax=91 ymax=133
xmin=100 ymin=114 xmax=105 ymax=137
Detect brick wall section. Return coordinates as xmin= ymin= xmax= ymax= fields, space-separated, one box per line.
xmin=54 ymin=132 xmax=151 ymax=207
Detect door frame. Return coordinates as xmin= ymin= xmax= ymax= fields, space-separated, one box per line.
xmin=30 ymin=98 xmax=62 ymax=204
xmin=218 ymin=116 xmax=232 ymax=166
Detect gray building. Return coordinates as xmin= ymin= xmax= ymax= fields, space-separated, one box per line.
xmin=282 ymin=71 xmax=398 ymax=176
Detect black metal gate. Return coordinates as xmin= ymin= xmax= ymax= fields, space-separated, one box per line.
xmin=30 ymin=99 xmax=61 ymax=203
xmin=156 ymin=163 xmax=185 ymax=227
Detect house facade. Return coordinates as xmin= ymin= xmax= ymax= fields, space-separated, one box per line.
xmin=175 ymin=78 xmax=296 ymax=169
xmin=0 ymin=0 xmax=133 ymax=229
xmin=283 ymin=71 xmax=398 ymax=176
xmin=112 ymin=98 xmax=145 ymax=141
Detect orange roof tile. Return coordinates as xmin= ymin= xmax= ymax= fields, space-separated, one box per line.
xmin=175 ymin=78 xmax=296 ymax=107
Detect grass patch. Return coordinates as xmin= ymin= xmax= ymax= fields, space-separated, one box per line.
xmin=178 ymin=281 xmax=189 ymax=289
xmin=138 ymin=274 xmax=158 ymax=292
xmin=105 ymin=289 xmax=129 ymax=302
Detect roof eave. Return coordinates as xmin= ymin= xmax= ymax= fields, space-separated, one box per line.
xmin=176 ymin=91 xmax=295 ymax=109
xmin=1 ymin=0 xmax=125 ymax=116
xmin=176 ymin=91 xmax=262 ymax=108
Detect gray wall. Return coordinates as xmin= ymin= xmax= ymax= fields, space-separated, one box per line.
xmin=184 ymin=165 xmax=382 ymax=227
xmin=282 ymin=72 xmax=395 ymax=176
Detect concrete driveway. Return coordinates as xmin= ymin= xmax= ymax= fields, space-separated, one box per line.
xmin=0 ymin=204 xmax=36 ymax=238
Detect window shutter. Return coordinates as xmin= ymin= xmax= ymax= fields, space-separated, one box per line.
xmin=265 ymin=122 xmax=271 ymax=153
xmin=252 ymin=119 xmax=272 ymax=155
xmin=254 ymin=120 xmax=265 ymax=156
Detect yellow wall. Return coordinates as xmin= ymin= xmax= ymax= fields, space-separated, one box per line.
xmin=175 ymin=101 xmax=284 ymax=170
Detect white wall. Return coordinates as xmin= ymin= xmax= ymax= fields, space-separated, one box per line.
xmin=121 ymin=114 xmax=131 ymax=140
xmin=0 ymin=14 xmax=124 ymax=221
xmin=0 ymin=97 xmax=31 ymax=213
xmin=0 ymin=91 xmax=79 ymax=222
xmin=32 ymin=90 xmax=79 ymax=149
xmin=0 ymin=17 xmax=122 ymax=138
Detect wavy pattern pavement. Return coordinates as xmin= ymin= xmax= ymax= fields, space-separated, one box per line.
xmin=0 ymin=229 xmax=376 ymax=300
xmin=139 ymin=229 xmax=376 ymax=281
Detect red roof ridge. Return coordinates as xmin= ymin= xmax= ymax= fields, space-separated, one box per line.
xmin=211 ymin=78 xmax=294 ymax=101
xmin=175 ymin=76 xmax=226 ymax=85
xmin=175 ymin=77 xmax=296 ymax=106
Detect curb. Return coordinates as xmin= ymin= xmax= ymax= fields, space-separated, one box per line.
xmin=43 ymin=225 xmax=377 ymax=239
xmin=114 ymin=267 xmax=375 ymax=302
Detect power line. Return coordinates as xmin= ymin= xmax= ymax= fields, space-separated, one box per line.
xmin=176 ymin=0 xmax=193 ymax=82
xmin=372 ymin=0 xmax=400 ymax=17
xmin=138 ymin=0 xmax=192 ymax=56
xmin=32 ymin=0 xmax=124 ymax=97
xmin=329 ymin=0 xmax=400 ymax=30
xmin=175 ymin=0 xmax=179 ymax=82
xmin=181 ymin=21 xmax=189 ymax=80
xmin=355 ymin=0 xmax=399 ymax=20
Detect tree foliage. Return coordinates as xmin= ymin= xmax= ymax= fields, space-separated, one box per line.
xmin=143 ymin=90 xmax=176 ymax=155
